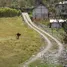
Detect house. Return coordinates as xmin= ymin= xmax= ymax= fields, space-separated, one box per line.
xmin=55 ymin=1 xmax=67 ymax=18
xmin=32 ymin=1 xmax=48 ymax=20
xmin=49 ymin=19 xmax=66 ymax=28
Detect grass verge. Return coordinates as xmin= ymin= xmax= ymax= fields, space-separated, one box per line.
xmin=29 ymin=59 xmax=63 ymax=67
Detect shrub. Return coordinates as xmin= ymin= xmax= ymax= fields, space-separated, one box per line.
xmin=0 ymin=7 xmax=21 ymax=17
xmin=63 ymin=34 xmax=67 ymax=44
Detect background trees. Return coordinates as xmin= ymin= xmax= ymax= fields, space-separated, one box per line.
xmin=0 ymin=7 xmax=21 ymax=17
xmin=0 ymin=0 xmax=63 ymax=8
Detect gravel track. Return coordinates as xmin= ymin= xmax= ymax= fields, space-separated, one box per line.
xmin=19 ymin=13 xmax=64 ymax=67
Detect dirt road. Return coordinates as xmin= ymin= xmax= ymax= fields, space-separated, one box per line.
xmin=19 ymin=13 xmax=64 ymax=67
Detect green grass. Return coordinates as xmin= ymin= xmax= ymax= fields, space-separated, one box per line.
xmin=39 ymin=20 xmax=49 ymax=26
xmin=29 ymin=60 xmax=63 ymax=67
xmin=0 ymin=17 xmax=45 ymax=67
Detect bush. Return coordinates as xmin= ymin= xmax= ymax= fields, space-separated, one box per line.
xmin=0 ymin=7 xmax=21 ymax=17
xmin=63 ymin=34 xmax=67 ymax=44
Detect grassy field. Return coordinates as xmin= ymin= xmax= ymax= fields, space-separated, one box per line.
xmin=0 ymin=17 xmax=45 ymax=67
xmin=29 ymin=59 xmax=63 ymax=67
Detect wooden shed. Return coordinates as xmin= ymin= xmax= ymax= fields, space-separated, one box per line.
xmin=32 ymin=2 xmax=48 ymax=20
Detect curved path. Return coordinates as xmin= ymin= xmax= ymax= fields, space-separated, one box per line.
xmin=20 ymin=13 xmax=64 ymax=67
xmin=23 ymin=13 xmax=64 ymax=57
xmin=20 ymin=13 xmax=52 ymax=67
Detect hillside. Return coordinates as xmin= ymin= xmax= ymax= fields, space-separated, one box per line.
xmin=0 ymin=17 xmax=45 ymax=67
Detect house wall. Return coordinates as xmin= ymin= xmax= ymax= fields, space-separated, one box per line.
xmin=33 ymin=4 xmax=48 ymax=20
xmin=51 ymin=23 xmax=62 ymax=28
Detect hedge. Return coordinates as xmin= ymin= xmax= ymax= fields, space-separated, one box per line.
xmin=0 ymin=7 xmax=21 ymax=17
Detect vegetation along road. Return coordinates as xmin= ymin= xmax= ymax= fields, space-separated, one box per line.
xmin=20 ymin=13 xmax=64 ymax=67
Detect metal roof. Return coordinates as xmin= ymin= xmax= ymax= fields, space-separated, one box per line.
xmin=50 ymin=19 xmax=66 ymax=23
